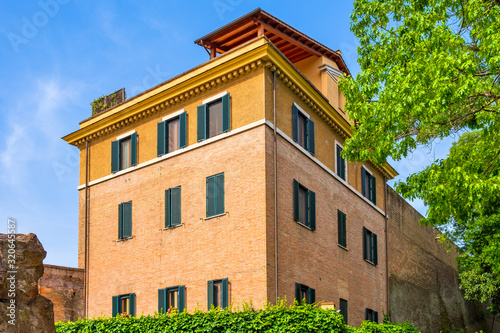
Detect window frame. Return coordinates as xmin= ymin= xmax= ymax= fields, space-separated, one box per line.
xmin=112 ymin=293 xmax=135 ymax=317
xmin=197 ymin=92 xmax=230 ymax=142
xmin=293 ymin=179 xmax=316 ymax=230
xmin=157 ymin=109 xmax=187 ymax=157
xmin=361 ymin=165 xmax=377 ymax=205
xmin=363 ymin=227 xmax=378 ymax=265
xmin=365 ymin=308 xmax=379 ymax=323
xmin=335 ymin=141 xmax=347 ymax=181
xmin=158 ymin=285 xmax=185 ymax=313
xmin=292 ymin=103 xmax=315 ymax=155
xmin=207 ymin=278 xmax=229 ymax=310
xmin=294 ymin=283 xmax=315 ymax=304
xmin=206 ymin=173 xmax=225 ymax=218
xmin=111 ymin=130 xmax=137 ymax=173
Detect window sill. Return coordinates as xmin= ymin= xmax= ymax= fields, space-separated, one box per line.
xmin=294 ymin=220 xmax=314 ymax=231
xmin=115 ymin=236 xmax=134 ymax=242
xmin=337 ymin=244 xmax=348 ymax=251
xmin=204 ymin=212 xmax=228 ymax=221
xmin=364 ymin=259 xmax=377 ymax=266
xmin=160 ymin=224 xmax=184 ymax=231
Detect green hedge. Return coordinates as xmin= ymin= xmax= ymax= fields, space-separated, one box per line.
xmin=56 ymin=303 xmax=419 ymax=333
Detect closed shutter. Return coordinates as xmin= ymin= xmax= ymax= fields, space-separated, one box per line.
xmin=221 ymin=278 xmax=229 ymax=309
xmin=307 ymin=119 xmax=315 ymax=155
xmin=111 ymin=140 xmax=120 ymax=173
xmin=307 ymin=288 xmax=315 ymax=304
xmin=216 ymin=174 xmax=224 ymax=215
xmin=197 ymin=104 xmax=207 ymax=142
xmin=171 ymin=187 xmax=181 ymax=226
xmin=293 ymin=180 xmax=299 ymax=221
xmin=122 ymin=201 xmax=132 ymax=238
xmin=157 ymin=121 xmax=166 ymax=156
xmin=222 ymin=93 xmax=230 ymax=133
xmin=338 ymin=211 xmax=342 ymax=245
xmin=361 ymin=167 xmax=366 ymax=197
xmin=340 ymin=299 xmax=348 ymax=324
xmin=118 ymin=203 xmax=123 ymax=239
xmin=295 ymin=283 xmax=301 ymax=304
xmin=165 ymin=189 xmax=171 ymax=228
xmin=158 ymin=289 xmax=166 ymax=314
xmin=308 ymin=190 xmax=316 ymax=231
xmin=207 ymin=280 xmax=214 ymax=310
xmin=362 ymin=227 xmax=368 ymax=260
xmin=206 ymin=177 xmax=215 ymax=217
xmin=112 ymin=296 xmax=119 ymax=317
xmin=179 ymin=112 xmax=187 ymax=148
xmin=342 ymin=213 xmax=347 ymax=247
xmin=130 ymin=132 xmax=137 ymax=167
xmin=292 ymin=104 xmax=298 ymax=142
xmin=370 ymin=175 xmax=377 ymax=204
xmin=128 ymin=293 xmax=136 ymax=316
xmin=373 ymin=233 xmax=378 ymax=265
xmin=178 ymin=286 xmax=185 ymax=313
xmin=374 ymin=311 xmax=379 ymax=323
xmin=338 ymin=211 xmax=346 ymax=247
xmin=365 ymin=308 xmax=369 ymax=320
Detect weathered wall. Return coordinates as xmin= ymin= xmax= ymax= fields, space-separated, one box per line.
xmin=387 ymin=187 xmax=498 ymax=333
xmin=39 ymin=264 xmax=84 ymax=322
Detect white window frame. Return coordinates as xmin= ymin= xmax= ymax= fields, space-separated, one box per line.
xmin=293 ymin=102 xmax=310 ymax=119
xmin=162 ymin=109 xmax=185 ymax=122
xmin=203 ymin=91 xmax=227 ymax=105
xmin=116 ymin=130 xmax=136 ymax=141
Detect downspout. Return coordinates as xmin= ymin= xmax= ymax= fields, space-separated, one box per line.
xmin=84 ymin=140 xmax=89 ymax=318
xmin=384 ymin=178 xmax=389 ymax=319
xmin=273 ymin=70 xmax=279 ymax=303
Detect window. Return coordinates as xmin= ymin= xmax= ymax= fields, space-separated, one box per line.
xmin=365 ymin=308 xmax=379 ymax=323
xmin=157 ymin=112 xmax=187 ymax=156
xmin=206 ymin=173 xmax=224 ymax=218
xmin=361 ymin=166 xmax=376 ymax=204
xmin=118 ymin=201 xmax=132 ymax=239
xmin=208 ymin=278 xmax=228 ymax=309
xmin=363 ymin=227 xmax=378 ymax=265
xmin=158 ymin=285 xmax=185 ymax=313
xmin=197 ymin=93 xmax=230 ymax=141
xmin=112 ymin=293 xmax=135 ymax=316
xmin=294 ymin=283 xmax=315 ymax=304
xmin=339 ymin=299 xmax=348 ymax=324
xmin=336 ymin=144 xmax=346 ymax=181
xmin=338 ymin=210 xmax=347 ymax=248
xmin=293 ymin=179 xmax=316 ymax=230
xmin=292 ymin=103 xmax=315 ymax=155
xmin=111 ymin=132 xmax=137 ymax=172
xmin=165 ymin=187 xmax=181 ymax=227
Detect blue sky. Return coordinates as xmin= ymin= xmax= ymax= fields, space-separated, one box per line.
xmin=0 ymin=1 xmax=451 ymax=267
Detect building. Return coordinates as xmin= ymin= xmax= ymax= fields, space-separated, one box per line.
xmin=63 ymin=8 xmax=399 ymax=327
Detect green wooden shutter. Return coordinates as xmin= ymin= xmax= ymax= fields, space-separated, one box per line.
xmin=118 ymin=203 xmax=123 ymax=239
xmin=292 ymin=104 xmax=298 ymax=142
xmin=165 ymin=189 xmax=171 ymax=228
xmin=207 ymin=280 xmax=214 ymax=310
xmin=111 ymin=140 xmax=120 ymax=173
xmin=171 ymin=187 xmax=181 ymax=226
xmin=130 ymin=132 xmax=137 ymax=166
xmin=338 ymin=211 xmax=346 ymax=247
xmin=122 ymin=201 xmax=132 ymax=238
xmin=337 ymin=211 xmax=342 ymax=245
xmin=340 ymin=299 xmax=348 ymax=324
xmin=307 ymin=119 xmax=315 ymax=155
xmin=178 ymin=286 xmax=185 ymax=313
xmin=365 ymin=308 xmax=369 ymax=320
xmin=222 ymin=93 xmax=230 ymax=133
xmin=197 ymin=104 xmax=207 ymax=142
xmin=374 ymin=311 xmax=379 ymax=323
xmin=373 ymin=233 xmax=378 ymax=265
xmin=295 ymin=283 xmax=301 ymax=304
xmin=206 ymin=176 xmax=215 ymax=217
xmin=362 ymin=227 xmax=368 ymax=260
xmin=342 ymin=213 xmax=347 ymax=247
xmin=308 ymin=190 xmax=316 ymax=230
xmin=112 ymin=296 xmax=119 ymax=317
xmin=307 ymin=288 xmax=315 ymax=304
xmin=361 ymin=167 xmax=366 ymax=197
xmin=179 ymin=112 xmax=187 ymax=148
xmin=216 ymin=174 xmax=224 ymax=215
xmin=336 ymin=145 xmax=341 ymax=176
xmin=158 ymin=289 xmax=166 ymax=314
xmin=222 ymin=278 xmax=229 ymax=309
xmin=341 ymin=153 xmax=346 ymax=180
xmin=370 ymin=175 xmax=377 ymax=205
xmin=293 ymin=180 xmax=299 ymax=221
xmin=157 ymin=121 xmax=166 ymax=156
xmin=129 ymin=293 xmax=136 ymax=316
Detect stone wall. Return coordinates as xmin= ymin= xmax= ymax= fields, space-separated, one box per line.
xmin=39 ymin=264 xmax=84 ymax=322
xmin=387 ymin=187 xmax=499 ymax=333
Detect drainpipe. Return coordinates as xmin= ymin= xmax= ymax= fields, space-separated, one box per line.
xmin=273 ymin=70 xmax=279 ymax=303
xmin=84 ymin=140 xmax=89 ymax=318
xmin=384 ymin=178 xmax=389 ymax=318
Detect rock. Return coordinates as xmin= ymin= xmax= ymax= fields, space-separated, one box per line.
xmin=0 ymin=233 xmax=55 ymax=333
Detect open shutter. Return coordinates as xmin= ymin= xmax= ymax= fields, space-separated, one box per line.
xmin=206 ymin=177 xmax=215 ymax=217
xmin=112 ymin=296 xmax=119 ymax=317
xmin=111 ymin=140 xmax=120 ymax=173
xmin=178 ymin=286 xmax=185 ymax=313
xmin=307 ymin=288 xmax=315 ymax=304
xmin=341 ymin=153 xmax=346 ymax=180
xmin=207 ymin=280 xmax=214 ymax=310
xmin=118 ymin=203 xmax=123 ymax=239
xmin=171 ymin=187 xmax=181 ymax=226
xmin=362 ymin=227 xmax=368 ymax=260
xmin=130 ymin=132 xmax=137 ymax=167
xmin=361 ymin=167 xmax=366 ymax=197
xmin=157 ymin=121 xmax=166 ymax=156
xmin=308 ymin=119 xmax=315 ymax=155
xmin=179 ymin=111 xmax=187 ymax=148
xmin=374 ymin=311 xmax=379 ymax=323
xmin=292 ymin=104 xmax=298 ymax=142
xmin=222 ymin=93 xmax=230 ymax=133
xmin=158 ymin=289 xmax=166 ymax=314
xmin=165 ymin=189 xmax=171 ymax=228
xmin=222 ymin=278 xmax=229 ymax=309
xmin=216 ymin=174 xmax=224 ymax=215
xmin=373 ymin=233 xmax=378 ymax=265
xmin=370 ymin=175 xmax=377 ymax=204
xmin=295 ymin=283 xmax=301 ymax=304
xmin=293 ymin=180 xmax=299 ymax=221
xmin=197 ymin=104 xmax=207 ymax=142
xmin=128 ymin=293 xmax=136 ymax=316
xmin=336 ymin=146 xmax=342 ymax=176
xmin=308 ymin=190 xmax=316 ymax=230
xmin=122 ymin=201 xmax=132 ymax=238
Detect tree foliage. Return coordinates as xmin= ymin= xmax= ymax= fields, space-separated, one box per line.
xmin=339 ymin=0 xmax=500 ymax=312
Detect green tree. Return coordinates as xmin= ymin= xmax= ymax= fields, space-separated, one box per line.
xmin=339 ymin=0 xmax=500 ymax=317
